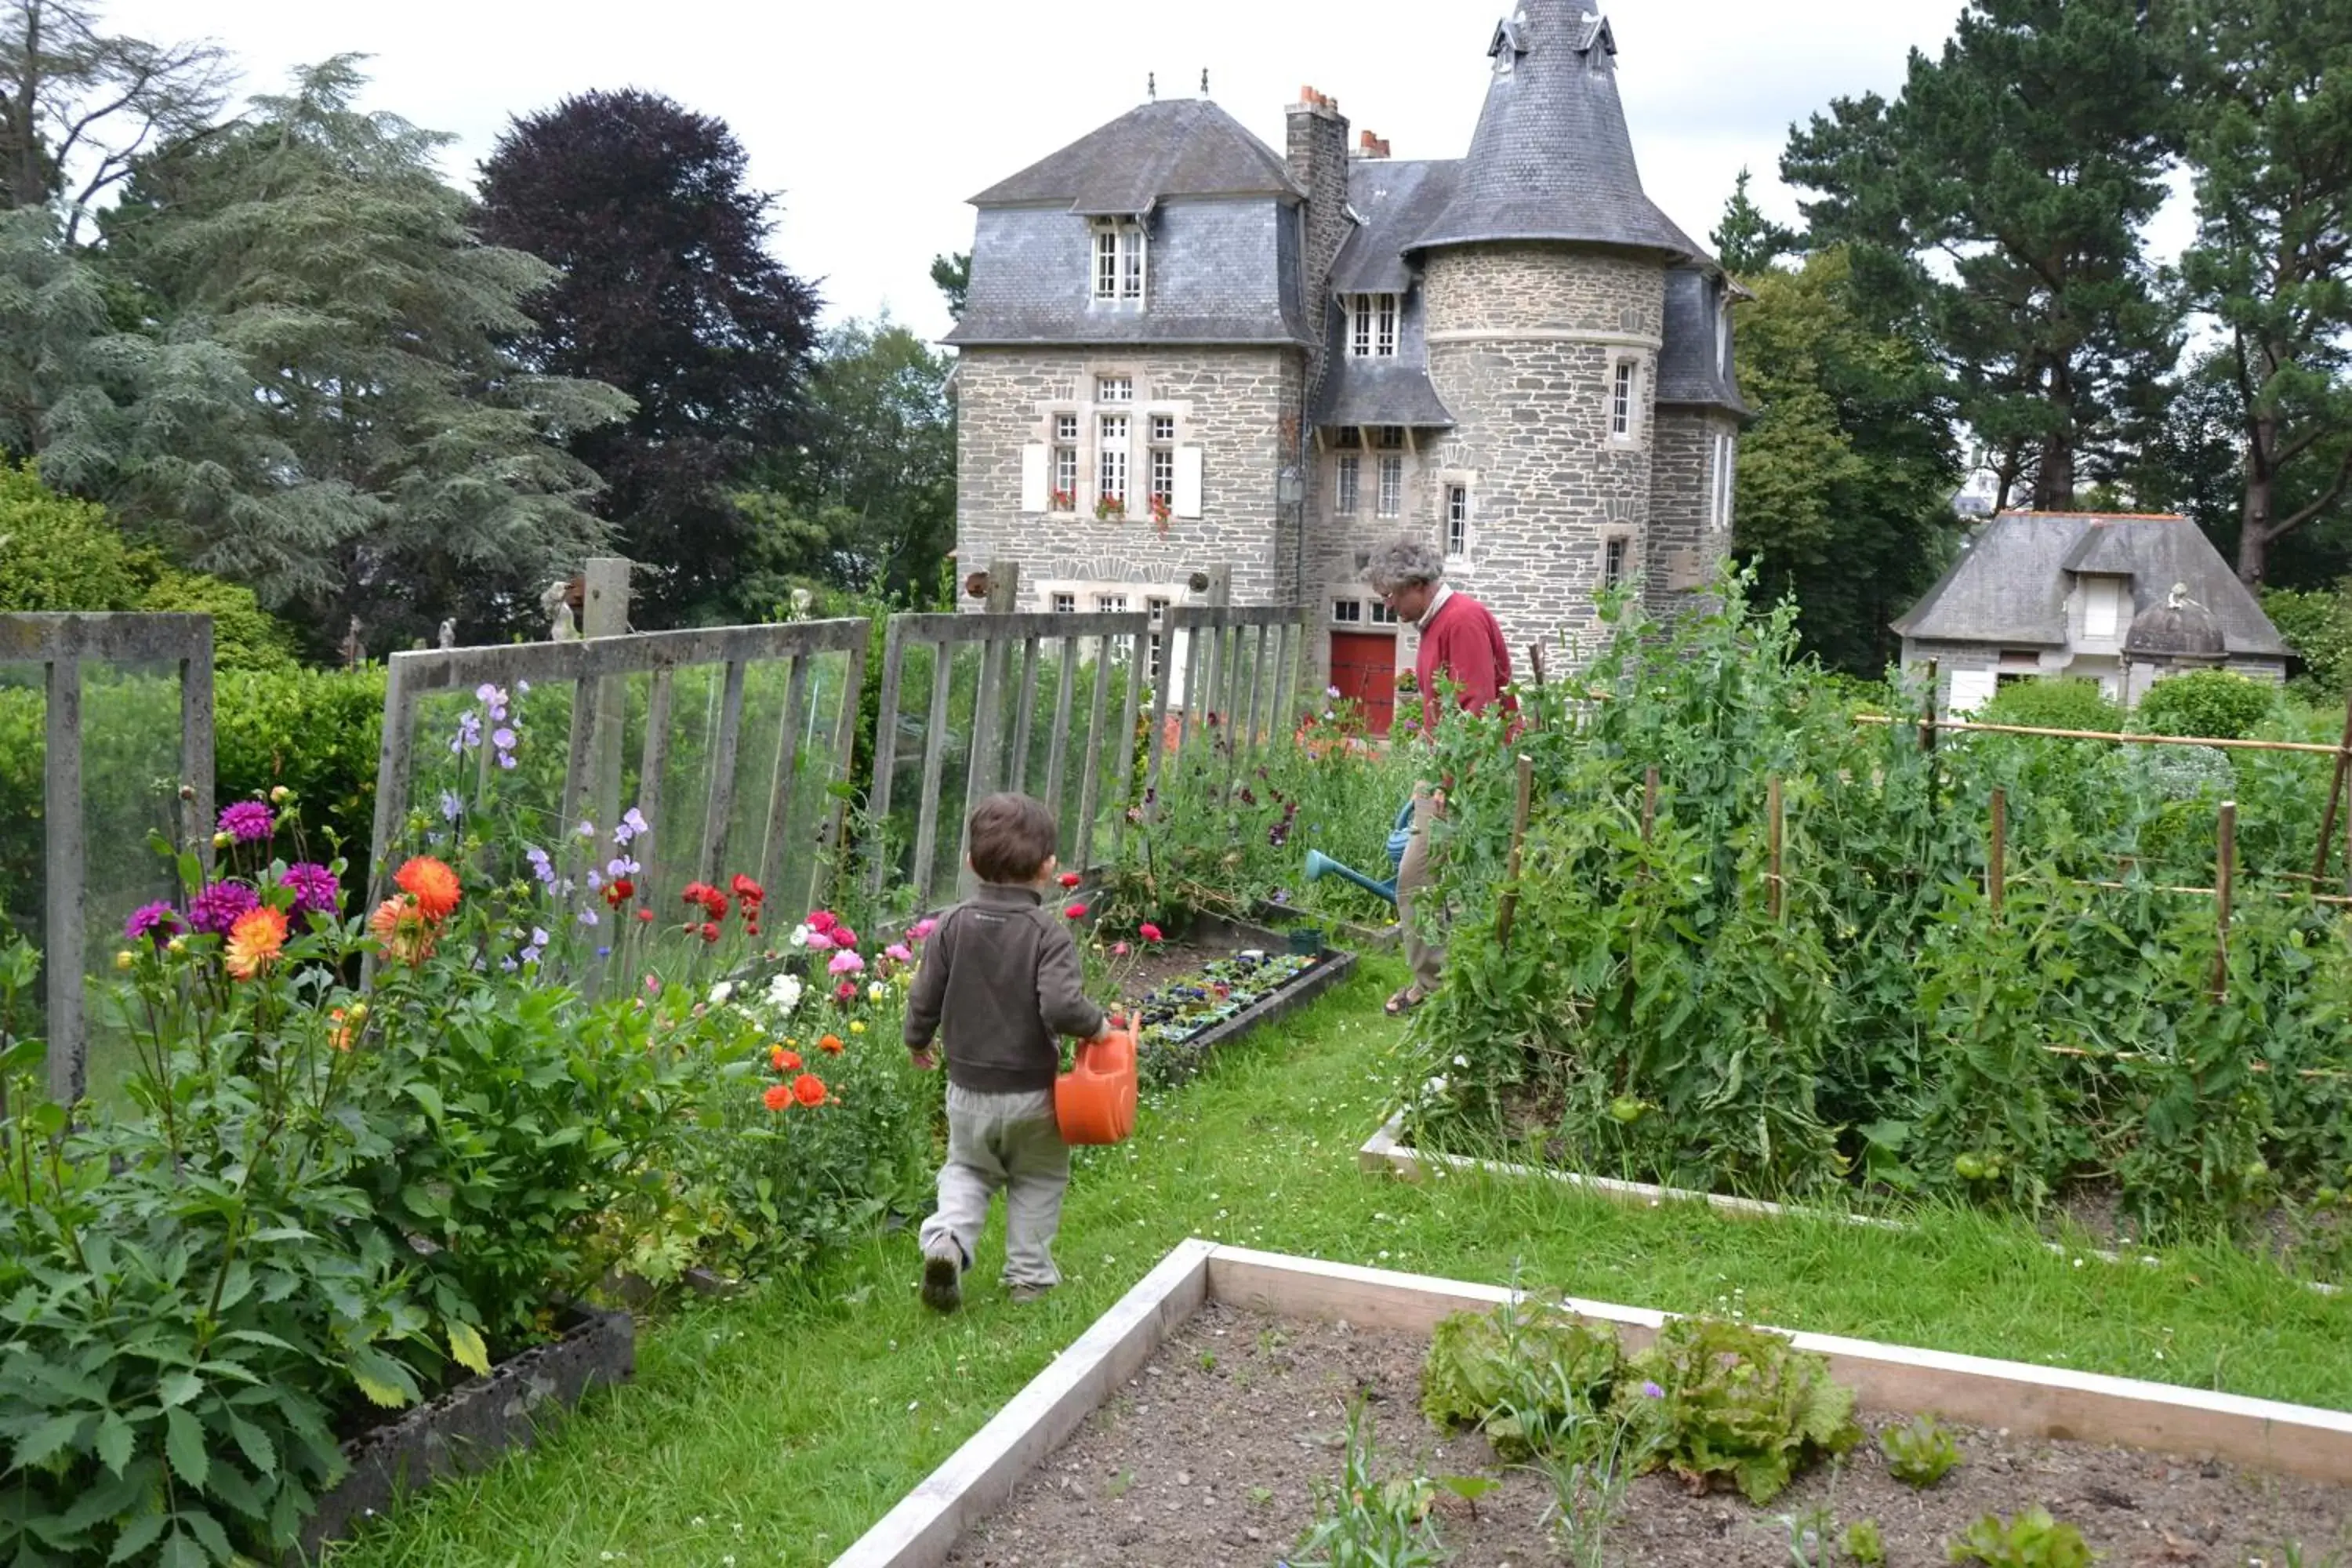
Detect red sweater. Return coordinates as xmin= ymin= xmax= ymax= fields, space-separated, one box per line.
xmin=1414 ymin=590 xmax=1513 ymax=736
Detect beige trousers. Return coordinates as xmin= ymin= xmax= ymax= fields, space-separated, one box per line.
xmin=918 ymin=1084 xmax=1069 ymax=1290
xmin=1396 ymin=786 xmax=1443 ymax=993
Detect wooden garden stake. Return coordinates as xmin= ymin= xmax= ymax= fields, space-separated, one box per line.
xmin=1989 ymin=786 xmax=2006 ymax=916
xmin=1641 ymin=765 xmax=1658 ymax=844
xmin=1767 ymin=775 xmax=1785 ymax=924
xmin=1494 ymin=754 xmax=1537 ymax=947
xmin=2309 ymin=688 xmax=2352 ymax=884
xmin=1921 ymin=660 xmax=1940 ymax=754
xmin=2215 ymin=800 xmax=2237 ymax=1003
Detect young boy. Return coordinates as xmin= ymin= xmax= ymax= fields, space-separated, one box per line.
xmin=904 ymin=792 xmax=1110 ymax=1311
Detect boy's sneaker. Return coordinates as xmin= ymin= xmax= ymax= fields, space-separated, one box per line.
xmin=920 ymin=1251 xmax=962 ymax=1313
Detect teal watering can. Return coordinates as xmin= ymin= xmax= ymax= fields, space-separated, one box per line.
xmin=1301 ymin=799 xmax=1416 ymax=908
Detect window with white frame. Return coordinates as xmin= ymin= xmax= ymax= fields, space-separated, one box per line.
xmin=1146 ymin=597 xmax=1170 ymax=683
xmin=1602 ymin=536 xmax=1629 ymax=590
xmin=1096 ymin=593 xmax=1127 ymax=613
xmin=1446 ymin=485 xmax=1468 ymax=556
xmin=1377 ymin=454 xmax=1404 ymax=517
xmin=1091 ymin=221 xmax=1145 ymax=303
xmin=1096 ymin=376 xmax=1133 ymax=404
xmin=1376 ymin=425 xmax=1404 ymax=450
xmin=1052 ymin=412 xmax=1080 ymax=510
xmin=1148 ymin=413 xmax=1175 ymax=510
xmin=1610 ymin=360 xmax=1639 ymax=439
xmin=1368 ymin=600 xmax=1399 ymax=626
xmin=1332 ymin=598 xmax=1363 ymax=623
xmin=1335 ymin=453 xmax=1360 ymax=515
xmin=1348 ymin=293 xmax=1399 ymax=358
xmin=1052 ymin=592 xmax=1076 ymax=615
xmin=1098 ymin=412 xmax=1128 ymax=510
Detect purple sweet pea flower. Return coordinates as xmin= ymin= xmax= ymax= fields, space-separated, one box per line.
xmin=440 ymin=789 xmax=463 ymax=823
xmin=1641 ymin=1381 xmax=1665 ymax=1399
xmin=125 ymin=902 xmax=184 ymax=949
xmin=617 ymin=808 xmax=650 ymax=844
xmin=524 ymin=845 xmax=556 ymax=888
xmin=451 ymin=710 xmax=481 ymax=754
xmin=216 ymin=800 xmax=274 ymax=843
xmin=188 ymin=881 xmax=260 ymax=937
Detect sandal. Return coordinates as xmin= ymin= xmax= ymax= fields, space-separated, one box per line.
xmin=1384 ymin=985 xmax=1428 ymax=1017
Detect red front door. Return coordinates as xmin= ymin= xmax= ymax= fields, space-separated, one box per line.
xmin=1329 ymin=632 xmax=1398 ymax=737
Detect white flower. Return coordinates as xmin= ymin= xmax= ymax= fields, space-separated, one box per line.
xmin=869 ymin=982 xmax=886 ymax=1000
xmin=765 ymin=972 xmax=804 ymax=1014
xmin=788 ymin=922 xmax=811 ymax=949
xmin=709 ymin=980 xmax=735 ymax=1005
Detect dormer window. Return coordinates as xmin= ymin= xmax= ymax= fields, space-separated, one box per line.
xmin=1091 ymin=219 xmax=1146 ymax=303
xmin=1348 ymin=293 xmax=1399 ymax=358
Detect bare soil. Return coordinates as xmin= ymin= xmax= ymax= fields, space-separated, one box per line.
xmin=942 ymin=1305 xmax=2349 ymax=1568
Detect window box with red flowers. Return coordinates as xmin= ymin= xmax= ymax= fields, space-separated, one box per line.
xmin=1148 ymin=494 xmax=1173 ymax=532
xmin=1094 ymin=492 xmax=1127 ymax=522
xmin=1050 ymin=488 xmax=1076 ymax=513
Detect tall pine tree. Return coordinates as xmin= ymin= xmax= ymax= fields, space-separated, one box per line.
xmin=2172 ymin=0 xmax=2352 ymax=585
xmin=1781 ymin=0 xmax=2180 ymax=510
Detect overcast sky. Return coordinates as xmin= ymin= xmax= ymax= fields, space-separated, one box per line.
xmin=117 ymin=1 xmax=2186 ymax=347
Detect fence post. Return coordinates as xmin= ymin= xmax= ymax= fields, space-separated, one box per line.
xmin=1920 ymin=659 xmax=1940 ymax=754
xmin=956 ymin=561 xmax=1022 ymax=898
xmin=2215 ymin=799 xmax=2237 ymax=1002
xmin=583 ymin=557 xmax=630 ymax=853
xmin=1989 ymin=786 xmax=2006 ymax=916
xmin=1766 ymin=775 xmax=1785 ymax=924
xmin=2313 ymin=688 xmax=2352 ymax=884
xmin=43 ymin=652 xmax=82 ymax=1105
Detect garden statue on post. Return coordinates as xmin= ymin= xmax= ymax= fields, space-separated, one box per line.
xmin=1363 ymin=535 xmax=1514 ymax=1015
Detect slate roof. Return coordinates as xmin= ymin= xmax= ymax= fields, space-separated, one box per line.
xmin=1332 ymin=159 xmax=1460 ymax=295
xmin=968 ymin=99 xmax=1303 ymax=212
xmin=1893 ymin=513 xmax=2288 ymax=659
xmin=1410 ymin=0 xmax=1709 ymax=260
xmin=1654 ymin=267 xmax=1748 ymax=416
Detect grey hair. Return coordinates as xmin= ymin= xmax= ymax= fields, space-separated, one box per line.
xmin=1363 ymin=535 xmax=1446 ymax=595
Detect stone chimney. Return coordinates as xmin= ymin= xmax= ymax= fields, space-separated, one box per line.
xmin=1353 ymin=129 xmax=1391 ymax=160
xmin=1287 ymin=85 xmax=1352 ymax=387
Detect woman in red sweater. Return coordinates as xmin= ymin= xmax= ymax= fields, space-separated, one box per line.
xmin=1364 ymin=536 xmax=1513 ymax=1014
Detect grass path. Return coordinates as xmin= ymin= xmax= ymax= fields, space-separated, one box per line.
xmin=328 ymin=959 xmax=2352 ymax=1566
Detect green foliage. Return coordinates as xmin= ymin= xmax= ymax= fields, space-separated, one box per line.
xmin=1878 ymin=1415 xmax=1964 ymax=1488
xmin=2263 ymin=585 xmax=2352 ymax=693
xmin=1978 ymin=677 xmax=2124 ymax=734
xmin=1290 ymin=1400 xmax=1446 ymax=1568
xmin=1615 ymin=1315 xmax=1863 ymax=1505
xmin=1947 ymin=1507 xmax=2095 ymax=1568
xmin=1731 ymin=249 xmax=1965 ymax=675
xmin=1846 ymin=1519 xmax=1888 ymax=1566
xmin=1421 ymin=1299 xmax=1622 ymax=1461
xmin=2135 ymin=670 xmax=2278 ymax=740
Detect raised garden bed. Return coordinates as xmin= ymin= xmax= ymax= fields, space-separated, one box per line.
xmin=832 ymin=1243 xmax=2352 ymax=1568
xmin=1108 ymin=913 xmax=1356 ymax=1088
xmin=1358 ymin=1096 xmax=2344 ymax=1298
xmin=297 ymin=1307 xmax=634 ymax=1559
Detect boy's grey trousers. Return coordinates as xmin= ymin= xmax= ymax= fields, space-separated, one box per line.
xmin=918 ymin=1083 xmax=1069 ymax=1290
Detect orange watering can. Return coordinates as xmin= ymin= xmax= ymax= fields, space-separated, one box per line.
xmin=1056 ymin=1021 xmax=1138 ymax=1145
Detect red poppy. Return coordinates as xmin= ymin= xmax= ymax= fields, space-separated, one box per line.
xmin=1058 ymin=872 xmax=1081 ymax=888
xmin=699 ymin=922 xmax=720 ymax=942
xmin=635 ymin=907 xmax=654 ymax=924
xmin=1139 ymin=922 xmax=1164 ymax=943
xmin=771 ymin=1047 xmax=803 ymax=1073
xmin=834 ymin=981 xmax=856 ymax=1003
xmin=1064 ymin=903 xmax=1088 ymax=920
xmin=731 ymin=873 xmax=764 ymax=903
xmin=791 ymin=1072 xmax=827 ymax=1107
xmin=763 ymin=1083 xmax=791 ymax=1112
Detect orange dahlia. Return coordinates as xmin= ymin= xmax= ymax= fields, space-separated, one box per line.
xmin=818 ymin=1033 xmax=844 ymax=1055
xmin=223 ymin=905 xmax=289 ymax=981
xmin=771 ymin=1046 xmax=803 ymax=1073
xmin=394 ymin=856 xmax=462 ymax=922
xmin=762 ymin=1082 xmax=791 ymax=1112
xmin=791 ymin=1072 xmax=827 ymax=1108
xmin=369 ymin=897 xmax=437 ymax=966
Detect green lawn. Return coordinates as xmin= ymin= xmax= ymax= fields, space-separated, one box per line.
xmin=326 ymin=958 xmax=2352 ymax=1566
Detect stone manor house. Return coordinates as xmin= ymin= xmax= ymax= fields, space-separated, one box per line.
xmin=945 ymin=0 xmax=1746 ymax=733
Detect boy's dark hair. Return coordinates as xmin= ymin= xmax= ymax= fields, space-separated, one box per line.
xmin=967 ymin=793 xmax=1058 ymax=884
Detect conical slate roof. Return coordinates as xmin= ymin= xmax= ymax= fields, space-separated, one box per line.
xmin=1413 ymin=0 xmax=1706 ymax=259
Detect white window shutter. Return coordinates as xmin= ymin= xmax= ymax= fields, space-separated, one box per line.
xmin=1174 ymin=445 xmax=1204 ymax=518
xmin=1020 ymin=444 xmax=1048 ymax=514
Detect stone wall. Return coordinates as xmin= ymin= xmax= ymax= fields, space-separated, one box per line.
xmin=1417 ymin=245 xmax=1667 ymax=660
xmin=1646 ymin=408 xmax=1736 ymax=616
xmin=954 ymin=346 xmax=1306 ymax=612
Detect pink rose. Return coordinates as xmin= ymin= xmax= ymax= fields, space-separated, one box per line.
xmin=829 ymin=949 xmax=866 ymax=975
xmin=805 ymin=930 xmax=835 ymax=951
xmin=885 ymin=943 xmax=913 ymax=963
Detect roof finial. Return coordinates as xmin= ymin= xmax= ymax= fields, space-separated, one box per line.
xmin=1201 ymin=67 xmax=1210 ymax=97
xmin=1148 ymin=71 xmax=1156 ymax=101
xmin=2169 ymin=582 xmax=2190 ymax=610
